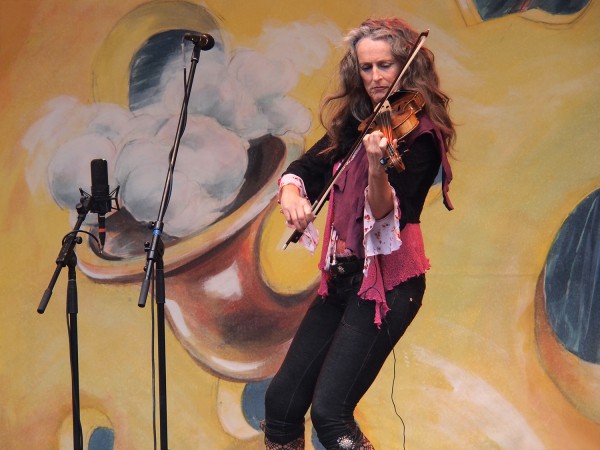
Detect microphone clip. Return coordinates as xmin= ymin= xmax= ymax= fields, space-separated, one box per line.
xmin=78 ymin=186 xmax=120 ymax=253
xmin=78 ymin=186 xmax=121 ymax=215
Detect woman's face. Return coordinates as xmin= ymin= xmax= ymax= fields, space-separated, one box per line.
xmin=356 ymin=37 xmax=401 ymax=106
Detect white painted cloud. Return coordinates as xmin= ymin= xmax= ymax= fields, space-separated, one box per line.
xmin=22 ymin=21 xmax=340 ymax=237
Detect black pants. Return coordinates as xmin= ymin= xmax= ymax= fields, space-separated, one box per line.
xmin=264 ymin=273 xmax=425 ymax=448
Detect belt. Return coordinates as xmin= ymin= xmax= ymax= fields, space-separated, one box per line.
xmin=329 ymin=257 xmax=364 ymax=277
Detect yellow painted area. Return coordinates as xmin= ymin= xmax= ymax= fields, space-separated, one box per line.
xmin=1 ymin=0 xmax=599 ymax=449
xmin=258 ymin=201 xmax=325 ymax=295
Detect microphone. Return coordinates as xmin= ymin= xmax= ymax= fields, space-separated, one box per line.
xmin=184 ymin=32 xmax=215 ymax=51
xmin=89 ymin=159 xmax=113 ymax=252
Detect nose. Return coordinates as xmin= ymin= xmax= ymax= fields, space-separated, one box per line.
xmin=372 ymin=67 xmax=383 ymax=81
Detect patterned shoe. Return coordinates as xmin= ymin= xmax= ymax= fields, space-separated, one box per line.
xmin=335 ymin=432 xmax=374 ymax=449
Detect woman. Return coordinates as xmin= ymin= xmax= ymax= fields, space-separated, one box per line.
xmin=263 ymin=17 xmax=455 ymax=450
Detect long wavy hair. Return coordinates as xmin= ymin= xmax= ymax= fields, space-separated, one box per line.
xmin=320 ymin=17 xmax=455 ymax=155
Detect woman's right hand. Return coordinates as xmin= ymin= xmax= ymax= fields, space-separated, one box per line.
xmin=279 ymin=184 xmax=314 ymax=232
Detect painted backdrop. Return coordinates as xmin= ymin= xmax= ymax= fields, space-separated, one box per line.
xmin=1 ymin=0 xmax=599 ymax=449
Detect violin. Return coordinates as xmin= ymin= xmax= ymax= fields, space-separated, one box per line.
xmin=283 ymin=30 xmax=430 ymax=249
xmin=358 ymin=90 xmax=425 ymax=173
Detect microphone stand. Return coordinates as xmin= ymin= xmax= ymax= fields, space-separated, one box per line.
xmin=38 ymin=195 xmax=99 ymax=450
xmin=138 ymin=40 xmax=203 ymax=450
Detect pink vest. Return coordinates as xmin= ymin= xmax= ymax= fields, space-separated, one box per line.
xmin=317 ymin=115 xmax=449 ymax=326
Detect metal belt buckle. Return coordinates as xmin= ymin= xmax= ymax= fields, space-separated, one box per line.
xmin=330 ymin=261 xmax=343 ymax=277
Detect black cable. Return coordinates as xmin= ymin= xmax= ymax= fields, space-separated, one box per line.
xmin=61 ymin=229 xmax=100 ymax=248
xmin=357 ymin=257 xmax=408 ymax=449
xmin=388 ymin=332 xmax=407 ymax=450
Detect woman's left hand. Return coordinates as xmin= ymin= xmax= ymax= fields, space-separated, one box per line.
xmin=363 ymin=131 xmax=396 ymax=178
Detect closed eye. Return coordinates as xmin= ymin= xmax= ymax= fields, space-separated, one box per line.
xmin=360 ymin=62 xmax=395 ymax=73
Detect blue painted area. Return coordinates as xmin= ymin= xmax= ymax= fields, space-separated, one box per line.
xmin=545 ymin=189 xmax=600 ymax=363
xmin=241 ymin=379 xmax=271 ymax=430
xmin=89 ymin=427 xmax=115 ymax=450
xmin=311 ymin=427 xmax=326 ymax=450
xmin=128 ymin=30 xmax=224 ymax=111
xmin=129 ymin=31 xmax=188 ymax=111
xmin=473 ymin=0 xmax=590 ymax=21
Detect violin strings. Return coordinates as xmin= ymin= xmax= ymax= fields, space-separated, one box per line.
xmin=378 ymin=110 xmax=389 ymax=142
xmin=378 ymin=109 xmax=396 ymax=159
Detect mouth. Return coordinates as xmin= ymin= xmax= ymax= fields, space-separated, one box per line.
xmin=371 ymin=86 xmax=389 ymax=96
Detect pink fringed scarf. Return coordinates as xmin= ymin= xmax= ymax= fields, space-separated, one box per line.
xmin=313 ymin=114 xmax=450 ymax=326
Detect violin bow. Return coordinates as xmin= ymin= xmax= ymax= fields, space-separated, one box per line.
xmin=283 ymin=30 xmax=429 ymax=250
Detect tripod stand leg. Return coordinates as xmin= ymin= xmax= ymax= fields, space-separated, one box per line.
xmin=157 ymin=302 xmax=168 ymax=448
xmin=156 ymin=247 xmax=169 ymax=448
